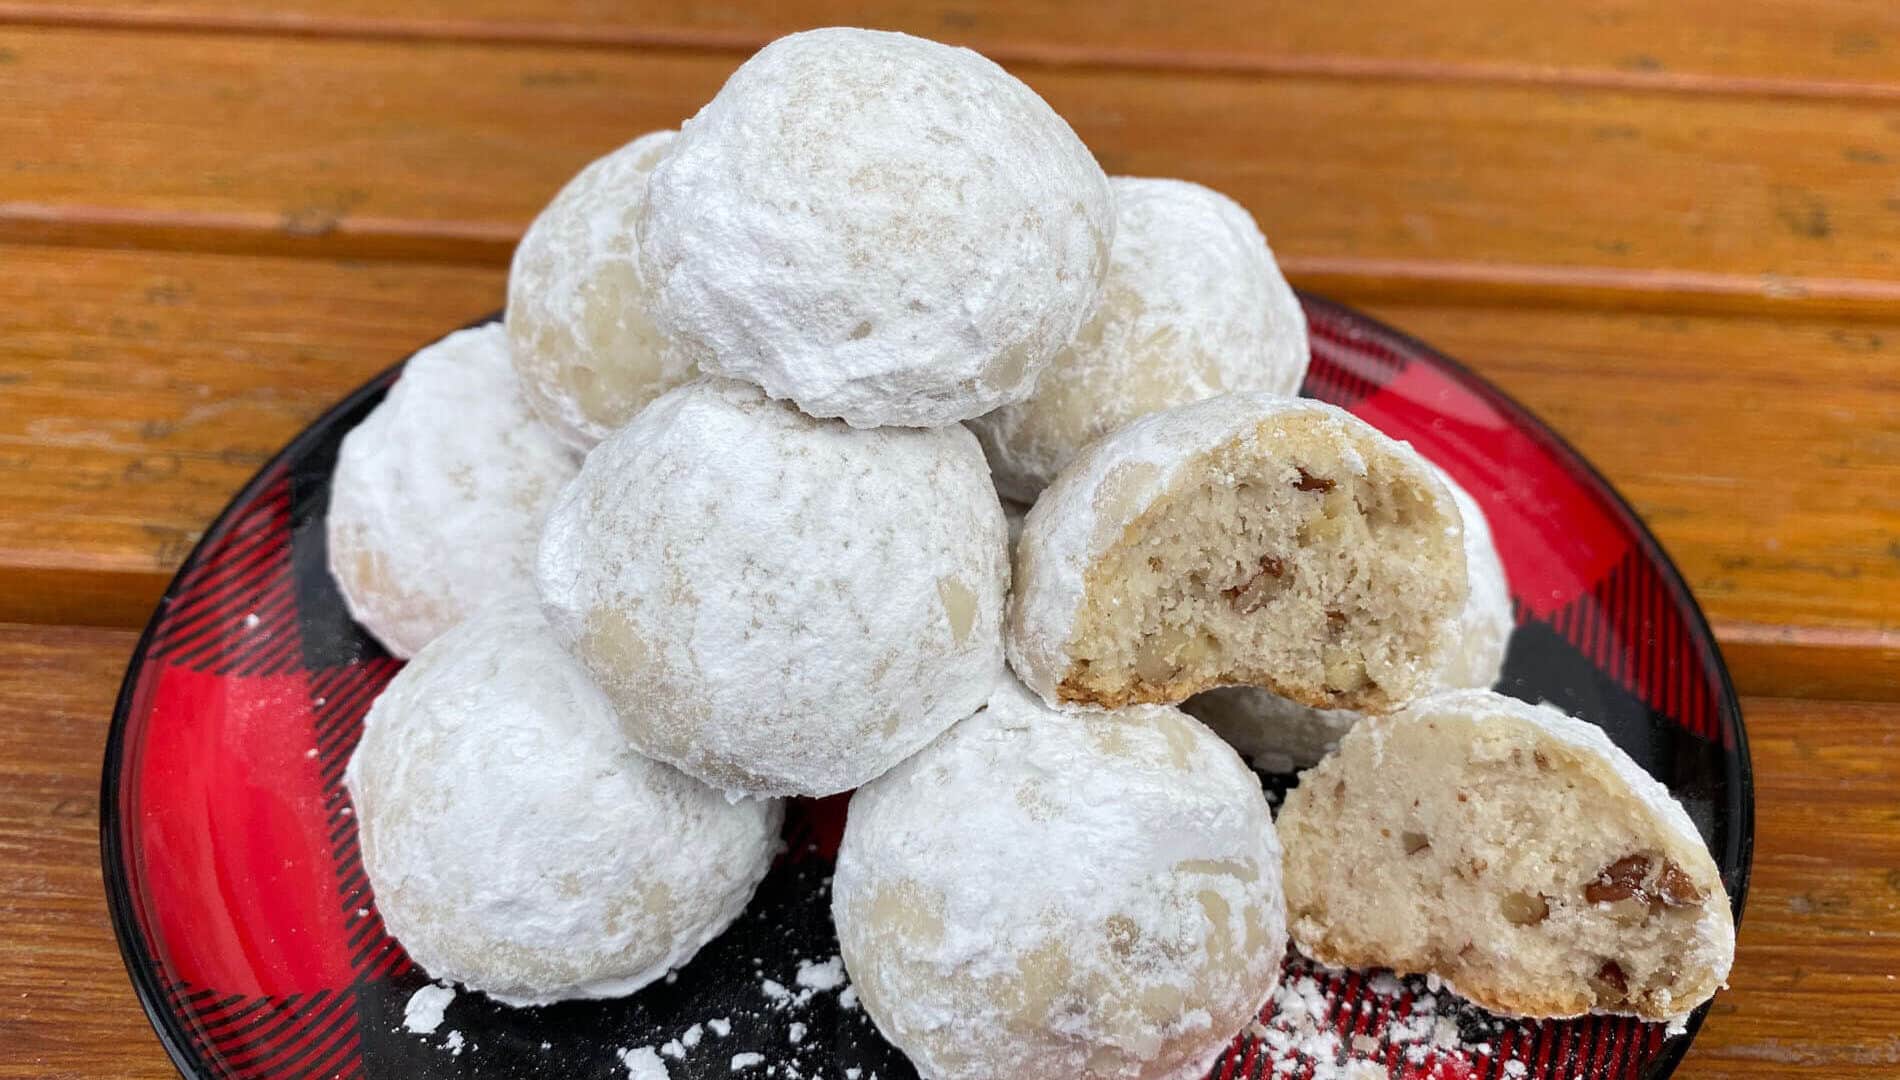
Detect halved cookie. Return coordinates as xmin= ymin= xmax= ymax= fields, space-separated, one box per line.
xmin=1278 ymin=689 xmax=1735 ymax=1024
xmin=1007 ymin=394 xmax=1466 ymax=711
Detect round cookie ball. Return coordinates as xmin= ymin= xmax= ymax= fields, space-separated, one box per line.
xmin=834 ymin=679 xmax=1287 ymax=1080
xmin=640 ymin=28 xmax=1114 ymax=428
xmin=1186 ymin=468 xmax=1514 ymax=771
xmin=507 ymin=130 xmax=692 ymax=450
xmin=535 ymin=377 xmax=1010 ymax=798
xmin=970 ymin=176 xmax=1309 ymax=502
xmin=327 ymin=324 xmax=578 ymax=658
xmin=344 ymin=605 xmax=783 ymax=1006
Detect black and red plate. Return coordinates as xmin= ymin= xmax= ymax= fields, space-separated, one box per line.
xmin=103 ymin=296 xmax=1752 ymax=1080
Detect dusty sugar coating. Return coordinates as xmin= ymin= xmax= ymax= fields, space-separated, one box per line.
xmin=969 ymin=176 xmax=1309 ymax=502
xmin=1187 ymin=470 xmax=1513 ymax=771
xmin=344 ymin=605 xmax=782 ymax=1006
xmin=833 ymin=678 xmax=1287 ymax=1080
xmin=640 ymin=28 xmax=1113 ymax=428
xmin=1278 ymin=689 xmax=1734 ymax=1024
xmin=536 ymin=377 xmax=1009 ymax=798
xmin=1001 ymin=498 xmax=1030 ymax=560
xmin=326 ymin=324 xmax=578 ymax=658
xmin=507 ymin=130 xmax=693 ymax=450
xmin=1007 ymin=394 xmax=1466 ymax=712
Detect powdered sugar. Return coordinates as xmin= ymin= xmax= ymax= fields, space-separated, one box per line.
xmin=617 ymin=1045 xmax=670 ymax=1079
xmin=640 ymin=28 xmax=1113 ymax=428
xmin=1239 ymin=962 xmax=1529 ymax=1079
xmin=401 ymin=983 xmax=454 ymax=1034
xmin=794 ymin=956 xmax=846 ymax=992
xmin=536 ymin=377 xmax=1009 ymax=797
xmin=326 ymin=323 xmax=578 ymax=658
xmin=344 ymin=605 xmax=782 ymax=1005
xmin=508 ymin=130 xmax=695 ymax=450
xmin=970 ymin=176 xmax=1308 ymax=502
xmin=833 ymin=678 xmax=1286 ymax=1080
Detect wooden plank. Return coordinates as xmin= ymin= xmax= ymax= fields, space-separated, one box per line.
xmin=6 ymin=1 xmax=1900 ymax=99
xmin=1363 ymin=302 xmax=1900 ymax=700
xmin=1677 ymin=696 xmax=1900 ymax=1079
xmin=4 ymin=244 xmax=1896 ymax=697
xmin=0 ymin=623 xmax=170 ymax=1080
xmin=8 ymin=28 xmax=1900 ymax=313
xmin=0 ymin=626 xmax=1890 ymax=1077
xmin=0 ymin=243 xmax=503 ymax=625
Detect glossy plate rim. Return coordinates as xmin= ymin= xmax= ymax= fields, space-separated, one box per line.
xmin=100 ymin=295 xmax=1755 ymax=1080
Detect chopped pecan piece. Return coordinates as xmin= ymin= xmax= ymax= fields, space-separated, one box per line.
xmin=1500 ymin=892 xmax=1550 ymax=926
xmin=1293 ymin=468 xmax=1336 ymax=493
xmin=1584 ymin=854 xmax=1651 ymax=905
xmin=1654 ymin=861 xmax=1705 ymax=907
xmin=1594 ymin=960 xmax=1628 ymax=997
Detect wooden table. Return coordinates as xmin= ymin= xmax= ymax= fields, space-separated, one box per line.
xmin=3 ymin=4 xmax=1897 ymax=1077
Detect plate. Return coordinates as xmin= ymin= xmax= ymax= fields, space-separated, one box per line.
xmin=103 ymin=296 xmax=1752 ymax=1080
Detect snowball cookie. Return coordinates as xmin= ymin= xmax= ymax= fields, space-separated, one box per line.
xmin=969 ymin=177 xmax=1309 ymax=503
xmin=536 ymin=377 xmax=1009 ymax=798
xmin=834 ymin=679 xmax=1287 ymax=1080
xmin=327 ymin=324 xmax=578 ymax=658
xmin=1185 ymin=469 xmax=1514 ymax=771
xmin=640 ymin=28 xmax=1114 ymax=428
xmin=507 ymin=130 xmax=690 ymax=451
xmin=1008 ymin=393 xmax=1466 ymax=713
xmin=344 ymin=605 xmax=783 ymax=1006
xmin=1278 ymin=689 xmax=1734 ymax=1024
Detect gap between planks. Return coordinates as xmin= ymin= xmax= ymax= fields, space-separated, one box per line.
xmin=6 ymin=3 xmax=1900 ymax=105
xmin=11 ymin=216 xmax=1900 ymax=322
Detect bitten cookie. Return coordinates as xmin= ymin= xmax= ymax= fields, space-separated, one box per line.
xmin=326 ymin=324 xmax=578 ymax=658
xmin=536 ymin=377 xmax=1009 ymax=798
xmin=1277 ymin=689 xmax=1735 ymax=1025
xmin=506 ymin=130 xmax=692 ymax=450
xmin=833 ymin=678 xmax=1286 ymax=1080
xmin=969 ymin=176 xmax=1309 ymax=502
xmin=640 ymin=28 xmax=1113 ymax=427
xmin=1187 ymin=469 xmax=1513 ymax=771
xmin=1007 ymin=394 xmax=1466 ymax=712
xmin=345 ymin=606 xmax=782 ymax=1006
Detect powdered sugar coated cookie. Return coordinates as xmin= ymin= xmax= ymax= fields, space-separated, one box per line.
xmin=507 ymin=130 xmax=691 ymax=450
xmin=834 ymin=678 xmax=1286 ymax=1080
xmin=640 ymin=28 xmax=1113 ymax=428
xmin=327 ymin=324 xmax=577 ymax=658
xmin=345 ymin=605 xmax=782 ymax=1006
xmin=536 ymin=377 xmax=1009 ymax=798
xmin=970 ymin=176 xmax=1308 ymax=502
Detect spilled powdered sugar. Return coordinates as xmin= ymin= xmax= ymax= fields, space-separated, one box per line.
xmin=401 ymin=983 xmax=454 ymax=1035
xmin=1237 ymin=964 xmax=1524 ymax=1079
xmin=617 ymin=1045 xmax=669 ymax=1079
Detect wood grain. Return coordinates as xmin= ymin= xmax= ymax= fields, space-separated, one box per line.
xmin=1361 ymin=302 xmax=1900 ymax=700
xmin=6 ymin=243 xmax=1894 ymax=698
xmin=0 ymin=243 xmax=502 ymax=626
xmin=10 ymin=28 xmax=1900 ymax=313
xmin=0 ymin=627 xmax=1888 ymax=1079
xmin=0 ymin=624 xmax=170 ymax=1080
xmin=5 ymin=1 xmax=1900 ymax=100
